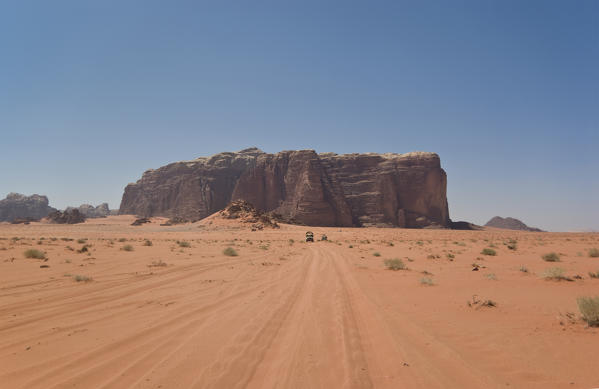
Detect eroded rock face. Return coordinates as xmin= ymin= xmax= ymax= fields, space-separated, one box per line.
xmin=66 ymin=203 xmax=111 ymax=218
xmin=0 ymin=193 xmax=56 ymax=222
xmin=119 ymin=148 xmax=450 ymax=228
xmin=46 ymin=209 xmax=86 ymax=224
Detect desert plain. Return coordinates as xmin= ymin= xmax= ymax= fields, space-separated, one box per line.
xmin=0 ymin=216 xmax=598 ymax=389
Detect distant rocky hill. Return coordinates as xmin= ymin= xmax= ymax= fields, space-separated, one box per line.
xmin=0 ymin=193 xmax=56 ymax=222
xmin=66 ymin=203 xmax=111 ymax=218
xmin=120 ymin=148 xmax=450 ymax=228
xmin=485 ymin=216 xmax=544 ymax=232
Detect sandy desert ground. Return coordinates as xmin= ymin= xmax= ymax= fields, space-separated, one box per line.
xmin=0 ymin=216 xmax=598 ymax=389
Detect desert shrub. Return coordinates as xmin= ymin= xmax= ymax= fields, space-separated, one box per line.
xmin=24 ymin=249 xmax=45 ymax=259
xmin=77 ymin=239 xmax=87 ymax=244
xmin=148 ymin=260 xmax=167 ymax=267
xmin=577 ymin=296 xmax=599 ymax=326
xmin=384 ymin=258 xmax=407 ymax=271
xmin=542 ymin=252 xmax=560 ymax=262
xmin=73 ymin=275 xmax=93 ymax=282
xmin=542 ymin=267 xmax=571 ymax=281
xmin=259 ymin=245 xmax=269 ymax=250
xmin=507 ymin=240 xmax=517 ymax=250
xmin=481 ymin=248 xmax=496 ymax=256
xmin=118 ymin=238 xmax=127 ymax=242
xmin=446 ymin=253 xmax=455 ymax=260
xmin=143 ymin=240 xmax=153 ymax=246
xmin=177 ymin=241 xmax=191 ymax=248
xmin=486 ymin=273 xmax=497 ymax=280
xmin=420 ymin=277 xmax=434 ymax=286
xmin=348 ymin=245 xmax=353 ymax=248
xmin=373 ymin=252 xmax=381 ymax=257
xmin=122 ymin=244 xmax=134 ymax=252
xmin=519 ymin=266 xmax=529 ymax=273
xmin=588 ymin=270 xmax=599 ymax=279
xmin=223 ymin=247 xmax=238 ymax=256
xmin=589 ymin=248 xmax=599 ymax=258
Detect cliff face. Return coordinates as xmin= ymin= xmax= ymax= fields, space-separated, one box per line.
xmin=119 ymin=148 xmax=450 ymax=228
xmin=0 ymin=193 xmax=56 ymax=222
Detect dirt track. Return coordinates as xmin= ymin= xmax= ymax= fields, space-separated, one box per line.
xmin=1 ymin=217 xmax=598 ymax=388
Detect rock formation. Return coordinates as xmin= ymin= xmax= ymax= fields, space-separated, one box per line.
xmin=0 ymin=193 xmax=56 ymax=222
xmin=46 ymin=209 xmax=86 ymax=224
xmin=485 ymin=216 xmax=544 ymax=232
xmin=66 ymin=203 xmax=111 ymax=218
xmin=119 ymin=148 xmax=450 ymax=228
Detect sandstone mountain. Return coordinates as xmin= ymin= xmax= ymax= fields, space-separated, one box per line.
xmin=66 ymin=203 xmax=111 ymax=218
xmin=485 ymin=216 xmax=544 ymax=232
xmin=119 ymin=148 xmax=450 ymax=228
xmin=0 ymin=193 xmax=56 ymax=222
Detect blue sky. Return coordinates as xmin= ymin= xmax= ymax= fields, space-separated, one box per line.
xmin=1 ymin=1 xmax=597 ymax=231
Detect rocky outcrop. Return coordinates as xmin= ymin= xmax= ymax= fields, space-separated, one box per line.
xmin=46 ymin=209 xmax=86 ymax=224
xmin=0 ymin=193 xmax=56 ymax=222
xmin=119 ymin=148 xmax=450 ymax=228
xmin=485 ymin=216 xmax=544 ymax=232
xmin=66 ymin=203 xmax=111 ymax=218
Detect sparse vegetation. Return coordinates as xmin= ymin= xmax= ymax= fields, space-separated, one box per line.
xmin=118 ymin=238 xmax=127 ymax=242
xmin=73 ymin=275 xmax=93 ymax=282
xmin=24 ymin=249 xmax=45 ymax=259
xmin=373 ymin=252 xmax=381 ymax=257
xmin=148 ymin=260 xmax=168 ymax=267
xmin=577 ymin=296 xmax=599 ymax=327
xmin=588 ymin=270 xmax=599 ymax=279
xmin=384 ymin=258 xmax=407 ymax=271
xmin=589 ymin=248 xmax=599 ymax=258
xmin=122 ymin=244 xmax=134 ymax=251
xmin=481 ymin=248 xmax=497 ymax=256
xmin=542 ymin=252 xmax=560 ymax=262
xmin=519 ymin=266 xmax=529 ymax=273
xmin=77 ymin=238 xmax=87 ymax=244
xmin=507 ymin=239 xmax=517 ymax=250
xmin=485 ymin=273 xmax=497 ymax=280
xmin=223 ymin=247 xmax=238 ymax=257
xmin=143 ymin=240 xmax=153 ymax=246
xmin=177 ymin=241 xmax=191 ymax=248
xmin=446 ymin=253 xmax=455 ymax=260
xmin=420 ymin=277 xmax=434 ymax=286
xmin=542 ymin=267 xmax=571 ymax=281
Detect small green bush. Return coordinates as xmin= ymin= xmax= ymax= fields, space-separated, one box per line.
xmin=519 ymin=266 xmax=529 ymax=273
xmin=177 ymin=241 xmax=191 ymax=248
xmin=77 ymin=238 xmax=87 ymax=244
xmin=577 ymin=296 xmax=599 ymax=326
xmin=384 ymin=258 xmax=407 ymax=271
xmin=588 ymin=270 xmax=599 ymax=279
xmin=143 ymin=240 xmax=153 ymax=246
xmin=420 ymin=277 xmax=434 ymax=286
xmin=24 ymin=249 xmax=45 ymax=259
xmin=589 ymin=248 xmax=599 ymax=258
xmin=118 ymin=238 xmax=127 ymax=242
xmin=223 ymin=247 xmax=238 ymax=256
xmin=481 ymin=248 xmax=497 ymax=256
xmin=542 ymin=252 xmax=560 ymax=262
xmin=373 ymin=252 xmax=381 ymax=257
xmin=122 ymin=244 xmax=134 ymax=251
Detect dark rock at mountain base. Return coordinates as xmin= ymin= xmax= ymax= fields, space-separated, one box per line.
xmin=46 ymin=209 xmax=86 ymax=224
xmin=119 ymin=148 xmax=450 ymax=228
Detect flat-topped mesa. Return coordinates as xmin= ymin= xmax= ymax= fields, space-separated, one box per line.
xmin=119 ymin=148 xmax=450 ymax=228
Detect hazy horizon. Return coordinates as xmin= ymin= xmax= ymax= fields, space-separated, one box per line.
xmin=1 ymin=1 xmax=598 ymax=232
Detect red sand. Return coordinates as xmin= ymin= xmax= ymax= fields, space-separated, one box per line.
xmin=1 ymin=216 xmax=598 ymax=388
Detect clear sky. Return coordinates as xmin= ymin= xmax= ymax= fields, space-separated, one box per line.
xmin=1 ymin=1 xmax=597 ymax=231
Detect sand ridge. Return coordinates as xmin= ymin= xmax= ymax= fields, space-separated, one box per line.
xmin=0 ymin=216 xmax=598 ymax=388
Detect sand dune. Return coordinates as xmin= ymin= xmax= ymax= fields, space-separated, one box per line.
xmin=1 ymin=216 xmax=598 ymax=388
